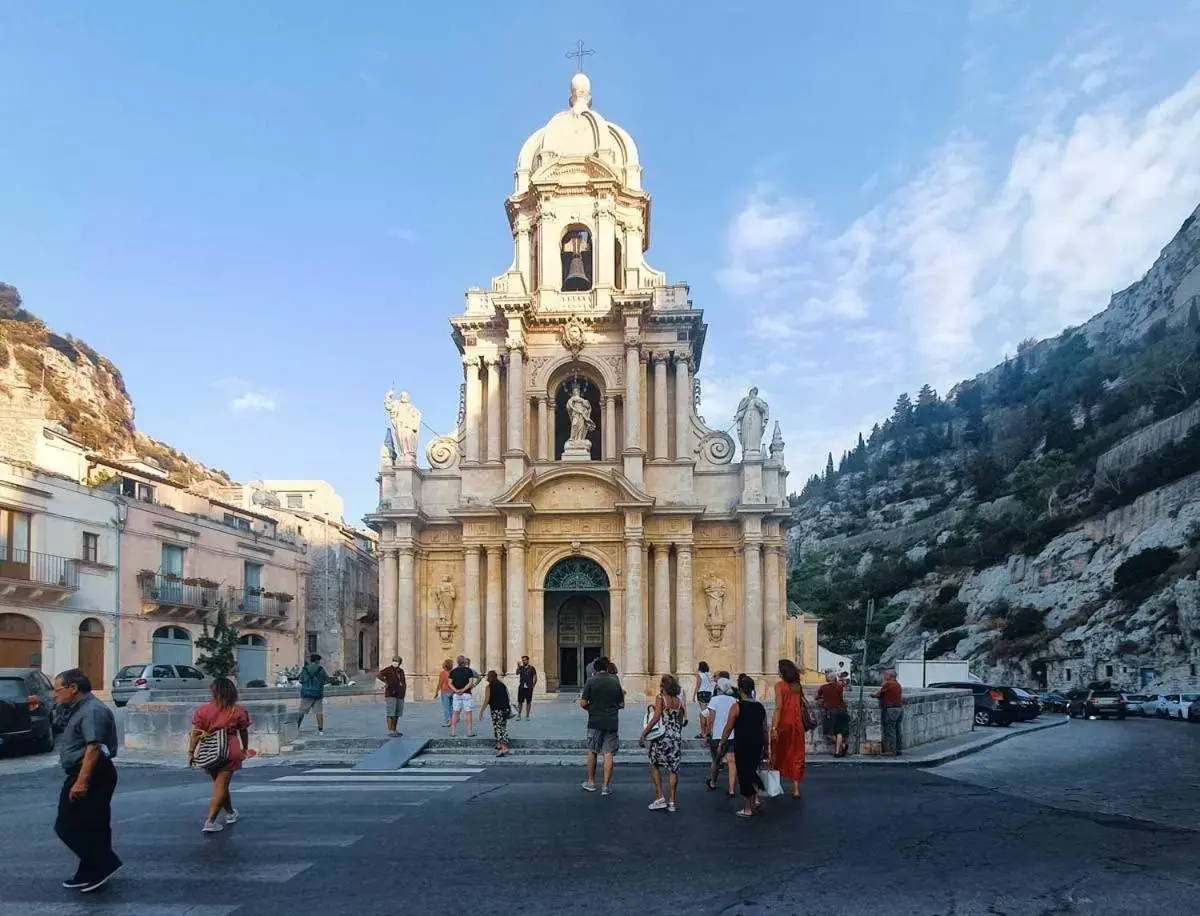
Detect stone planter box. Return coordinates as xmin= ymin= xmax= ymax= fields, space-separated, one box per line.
xmin=122 ymin=700 xmax=299 ymax=758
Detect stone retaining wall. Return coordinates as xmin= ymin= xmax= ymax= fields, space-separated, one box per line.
xmin=136 ymin=685 xmax=379 ymax=707
xmin=123 ymin=700 xmax=299 ymax=758
xmin=807 ymin=687 xmax=974 ymax=754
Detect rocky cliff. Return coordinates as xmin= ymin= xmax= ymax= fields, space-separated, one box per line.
xmin=0 ymin=282 xmax=231 ymax=485
xmin=788 ymin=204 xmax=1200 ymax=693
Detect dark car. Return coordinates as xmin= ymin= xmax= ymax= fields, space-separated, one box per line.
xmin=1040 ymin=691 xmax=1068 ymax=712
xmin=1066 ymin=688 xmax=1127 ymax=720
xmin=1004 ymin=687 xmax=1041 ymax=721
xmin=928 ymin=681 xmax=1020 ymax=727
xmin=0 ymin=667 xmax=57 ymax=754
xmin=1188 ymin=698 xmax=1200 ymax=723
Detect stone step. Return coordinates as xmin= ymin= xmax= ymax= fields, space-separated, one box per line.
xmin=406 ymin=753 xmax=716 ymax=768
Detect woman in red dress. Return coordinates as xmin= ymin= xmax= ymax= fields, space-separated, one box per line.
xmin=770 ymin=659 xmax=809 ymax=798
xmin=188 ymin=677 xmax=254 ymax=833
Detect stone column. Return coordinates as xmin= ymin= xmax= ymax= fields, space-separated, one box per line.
xmin=604 ymin=396 xmax=617 ymax=460
xmin=624 ymin=536 xmax=644 ymax=677
xmin=764 ymin=544 xmax=781 ymax=673
xmin=397 ymin=546 xmax=416 ymax=670
xmin=463 ymin=546 xmax=481 ymax=664
xmin=485 ymin=546 xmax=503 ymax=673
xmin=743 ymin=541 xmax=763 ymax=675
xmin=506 ymin=347 xmax=524 ymax=456
xmin=486 ymin=358 xmax=502 ymax=462
xmin=674 ymin=355 xmax=691 ymax=461
xmin=506 ymin=540 xmax=526 ymax=672
xmin=624 ymin=343 xmax=641 ymax=451
xmin=652 ymin=353 xmax=669 ymax=460
xmin=536 ymin=397 xmax=549 ymax=461
xmin=464 ymin=357 xmax=482 ymax=464
xmin=675 ymin=543 xmax=694 ymax=676
xmin=380 ymin=548 xmax=398 ymax=660
xmin=653 ymin=544 xmax=671 ymax=675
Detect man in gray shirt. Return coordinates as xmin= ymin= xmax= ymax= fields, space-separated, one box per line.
xmin=52 ymin=668 xmax=122 ymax=893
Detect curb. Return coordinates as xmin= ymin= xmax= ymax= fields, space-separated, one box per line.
xmin=827 ymin=716 xmax=1069 ymax=768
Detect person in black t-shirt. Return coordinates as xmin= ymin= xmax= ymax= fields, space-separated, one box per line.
xmin=448 ymin=655 xmax=477 ymax=738
xmin=515 ymin=656 xmax=538 ymax=719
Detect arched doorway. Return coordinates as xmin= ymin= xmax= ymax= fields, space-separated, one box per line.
xmin=236 ymin=634 xmax=267 ymax=686
xmin=151 ymin=625 xmax=192 ymax=666
xmin=0 ymin=613 xmax=41 ymax=668
xmin=543 ymin=557 xmax=610 ymax=691
xmin=78 ymin=618 xmax=105 ymax=686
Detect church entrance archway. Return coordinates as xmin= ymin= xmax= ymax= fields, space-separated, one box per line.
xmin=542 ymin=556 xmax=609 ymax=692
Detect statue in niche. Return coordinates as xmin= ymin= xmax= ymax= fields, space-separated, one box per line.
xmin=702 ymin=573 xmax=727 ymax=643
xmin=384 ymin=389 xmax=421 ymax=464
xmin=434 ymin=575 xmax=456 ymax=625
xmin=566 ymin=383 xmax=595 ymax=444
xmin=734 ymin=386 xmax=769 ymax=456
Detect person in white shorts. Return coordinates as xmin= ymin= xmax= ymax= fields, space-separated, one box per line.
xmin=448 ymin=655 xmax=477 ymax=737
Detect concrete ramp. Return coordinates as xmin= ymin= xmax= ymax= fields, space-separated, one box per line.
xmin=353 ymin=737 xmax=429 ymax=771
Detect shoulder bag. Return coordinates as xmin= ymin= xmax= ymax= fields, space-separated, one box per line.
xmin=643 ymin=699 xmax=666 ymax=742
xmin=191 ymin=708 xmax=236 ymax=770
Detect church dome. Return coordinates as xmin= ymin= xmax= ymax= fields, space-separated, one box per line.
xmin=514 ymin=74 xmax=643 ymax=193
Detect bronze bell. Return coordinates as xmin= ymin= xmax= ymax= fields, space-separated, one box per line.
xmin=565 ymin=253 xmax=588 ymax=284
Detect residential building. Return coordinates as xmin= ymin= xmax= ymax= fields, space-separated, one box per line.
xmin=0 ymin=433 xmax=120 ymax=686
xmin=87 ymin=456 xmax=309 ymax=686
xmin=217 ymin=480 xmax=378 ymax=674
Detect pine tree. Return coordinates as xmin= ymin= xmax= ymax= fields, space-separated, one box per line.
xmin=195 ymin=607 xmax=240 ymax=679
xmin=892 ymin=392 xmax=914 ymax=425
xmin=856 ymin=432 xmax=866 ymax=452
xmin=824 ymin=452 xmax=836 ymax=481
xmin=916 ymin=383 xmax=938 ymax=407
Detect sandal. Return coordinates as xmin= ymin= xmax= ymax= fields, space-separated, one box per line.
xmin=705 ymin=779 xmax=717 ymax=792
xmin=735 ymin=810 xmax=753 ymax=818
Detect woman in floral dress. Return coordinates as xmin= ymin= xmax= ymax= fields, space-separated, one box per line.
xmin=477 ymin=670 xmax=512 ymax=757
xmin=639 ymin=674 xmax=686 ymax=813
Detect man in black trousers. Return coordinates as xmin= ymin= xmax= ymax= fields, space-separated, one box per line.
xmin=52 ymin=668 xmax=122 ymax=893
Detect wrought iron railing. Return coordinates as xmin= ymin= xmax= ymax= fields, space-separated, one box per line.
xmin=0 ymin=549 xmax=79 ymax=589
xmin=234 ymin=588 xmax=288 ymax=618
xmin=138 ymin=574 xmax=219 ymax=609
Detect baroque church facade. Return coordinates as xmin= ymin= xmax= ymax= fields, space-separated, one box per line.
xmin=368 ymin=73 xmax=817 ymax=697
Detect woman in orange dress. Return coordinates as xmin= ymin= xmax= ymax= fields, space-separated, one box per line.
xmin=771 ymin=659 xmax=808 ymax=798
xmin=188 ymin=677 xmax=254 ymax=833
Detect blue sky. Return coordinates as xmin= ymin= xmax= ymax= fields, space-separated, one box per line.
xmin=3 ymin=1 xmax=1200 ymax=522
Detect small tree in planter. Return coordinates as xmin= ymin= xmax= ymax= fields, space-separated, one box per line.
xmin=195 ymin=606 xmax=239 ymax=679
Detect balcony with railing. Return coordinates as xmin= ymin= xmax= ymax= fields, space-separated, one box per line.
xmin=137 ymin=573 xmax=220 ymax=621
xmin=0 ymin=550 xmax=80 ymax=604
xmin=231 ymin=587 xmax=292 ymax=627
xmin=354 ymin=590 xmax=379 ymax=621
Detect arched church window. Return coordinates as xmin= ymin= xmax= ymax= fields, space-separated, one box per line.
xmin=614 ymin=238 xmax=624 ymax=291
xmin=554 ymin=376 xmax=601 ymax=460
xmin=544 ymin=556 xmax=610 ymax=591
xmin=561 ymin=226 xmax=593 ymax=292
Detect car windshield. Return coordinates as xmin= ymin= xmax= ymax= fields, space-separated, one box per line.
xmin=1183 ymin=694 xmax=1199 ymax=702
xmin=1012 ymin=688 xmax=1031 ymax=698
xmin=0 ymin=678 xmax=27 ymax=700
xmin=1091 ymin=690 xmax=1121 ymax=697
xmin=116 ymin=665 xmax=146 ymax=679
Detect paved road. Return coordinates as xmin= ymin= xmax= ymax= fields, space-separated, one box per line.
xmin=0 ymin=717 xmax=1196 ymax=915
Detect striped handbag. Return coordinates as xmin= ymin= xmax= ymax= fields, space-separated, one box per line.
xmin=191 ymin=710 xmax=234 ymax=770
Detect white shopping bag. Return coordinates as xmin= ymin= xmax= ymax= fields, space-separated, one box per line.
xmin=759 ymin=768 xmax=784 ymax=797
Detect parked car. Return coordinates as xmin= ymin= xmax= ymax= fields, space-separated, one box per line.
xmin=1039 ymin=691 xmax=1068 ymax=713
xmin=1066 ymin=688 xmax=1127 ymax=720
xmin=1123 ymin=694 xmax=1152 ymax=716
xmin=1188 ymin=698 xmax=1200 ymax=723
xmin=1004 ymin=687 xmax=1041 ymax=720
xmin=928 ymin=681 xmax=1020 ymax=727
xmin=0 ymin=667 xmax=57 ymax=754
xmin=1157 ymin=693 xmax=1200 ymax=720
xmin=111 ymin=663 xmax=211 ymax=706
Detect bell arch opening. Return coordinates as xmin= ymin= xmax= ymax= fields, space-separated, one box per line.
xmin=543 ymin=556 xmax=610 ymax=692
xmin=561 ymin=225 xmax=593 ymax=291
xmin=554 ymin=373 xmax=602 ymax=461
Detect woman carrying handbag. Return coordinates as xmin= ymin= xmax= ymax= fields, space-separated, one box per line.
xmin=187 ymin=677 xmax=255 ymax=833
xmin=771 ymin=659 xmax=812 ymax=799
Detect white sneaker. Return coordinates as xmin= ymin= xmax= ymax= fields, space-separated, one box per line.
xmin=224 ymin=809 xmax=239 ymax=825
xmin=318 ymin=729 xmax=324 ymax=736
xmin=581 ymin=782 xmax=597 ymax=792
xmin=602 ymin=786 xmax=612 ymax=797
xmin=202 ymin=820 xmax=224 ymax=833
xmin=648 ymin=797 xmax=668 ymax=811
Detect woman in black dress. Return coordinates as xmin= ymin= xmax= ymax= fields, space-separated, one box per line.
xmin=718 ymin=674 xmax=769 ymax=817
xmin=478 ymin=670 xmax=512 ymax=757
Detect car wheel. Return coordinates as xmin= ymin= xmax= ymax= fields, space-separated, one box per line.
xmin=114 ymin=700 xmax=126 ymax=708
xmin=1117 ymin=713 xmax=1126 ymax=721
xmin=36 ymin=726 xmax=55 ymax=754
xmin=974 ymin=710 xmax=993 ymax=727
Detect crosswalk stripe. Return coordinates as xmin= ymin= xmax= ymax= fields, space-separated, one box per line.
xmin=171 ymin=803 xmax=411 ymax=819
xmin=13 ymin=862 xmax=312 ymax=883
xmin=237 ymin=784 xmax=445 ymax=793
xmin=117 ymin=835 xmax=365 ymax=848
xmin=303 ymin=766 xmax=486 ymax=774
xmin=272 ymin=774 xmax=474 ymax=783
xmin=0 ymin=906 xmax=239 ymax=916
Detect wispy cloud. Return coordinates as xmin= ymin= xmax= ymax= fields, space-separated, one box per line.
xmin=708 ymin=28 xmax=1200 ymax=490
xmin=388 ymin=227 xmax=419 ymax=244
xmin=229 ymin=391 xmax=276 ymax=413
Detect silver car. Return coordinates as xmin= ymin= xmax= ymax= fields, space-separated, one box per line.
xmin=111 ymin=663 xmax=211 ymax=706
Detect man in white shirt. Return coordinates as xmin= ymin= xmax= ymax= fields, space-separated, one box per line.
xmin=704 ymin=673 xmax=738 ymax=795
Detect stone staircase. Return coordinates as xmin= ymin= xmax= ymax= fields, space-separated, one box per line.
xmin=408 ymin=736 xmax=719 ymax=768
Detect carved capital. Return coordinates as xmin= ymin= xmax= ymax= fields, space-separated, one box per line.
xmin=463 ymin=355 xmax=482 ymax=371
xmin=652 ymin=351 xmax=669 ymax=365
xmin=674 ymin=351 xmax=692 ymax=369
